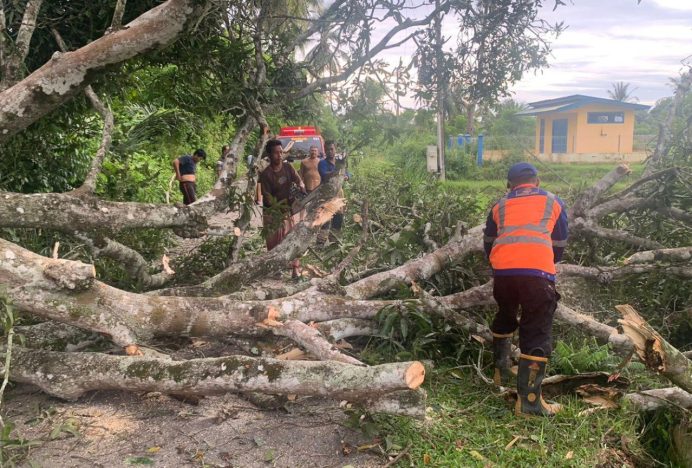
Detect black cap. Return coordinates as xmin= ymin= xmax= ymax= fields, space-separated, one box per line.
xmin=507 ymin=162 xmax=538 ymax=181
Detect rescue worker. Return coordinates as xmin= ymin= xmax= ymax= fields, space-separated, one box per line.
xmin=483 ymin=162 xmax=568 ymax=416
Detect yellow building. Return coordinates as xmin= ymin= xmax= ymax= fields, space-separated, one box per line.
xmin=517 ymin=95 xmax=650 ymax=162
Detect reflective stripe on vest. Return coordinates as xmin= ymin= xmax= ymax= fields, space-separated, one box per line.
xmin=496 ymin=193 xmax=556 ymax=236
xmin=494 ymin=235 xmax=553 ymax=248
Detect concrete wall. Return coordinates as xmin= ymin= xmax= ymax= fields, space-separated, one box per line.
xmin=574 ymin=105 xmax=635 ymax=154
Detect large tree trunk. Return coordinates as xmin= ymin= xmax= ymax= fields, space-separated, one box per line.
xmin=1 ymin=236 xmax=399 ymax=347
xmin=5 ymin=346 xmax=425 ymax=405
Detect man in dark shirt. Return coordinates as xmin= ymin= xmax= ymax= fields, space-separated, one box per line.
xmin=259 ymin=140 xmax=305 ymax=277
xmin=317 ymin=140 xmax=348 ymax=232
xmin=173 ymin=149 xmax=206 ymax=205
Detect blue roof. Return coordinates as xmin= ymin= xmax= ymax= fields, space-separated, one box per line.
xmin=516 ymin=94 xmax=650 ymax=116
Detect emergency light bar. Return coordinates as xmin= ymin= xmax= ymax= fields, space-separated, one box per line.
xmin=279 ymin=126 xmax=319 ymax=136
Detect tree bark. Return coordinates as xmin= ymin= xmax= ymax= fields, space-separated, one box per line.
xmin=268 ymin=319 xmax=364 ymax=366
xmin=315 ymin=318 xmax=378 ymax=341
xmin=5 ymin=346 xmax=425 ymax=405
xmin=555 ymin=304 xmax=634 ymax=356
xmin=0 ymin=192 xmax=208 ymax=236
xmin=624 ymin=387 xmax=692 ymax=411
xmin=14 ymin=321 xmax=107 ymax=352
xmin=360 ymin=389 xmax=427 ymax=419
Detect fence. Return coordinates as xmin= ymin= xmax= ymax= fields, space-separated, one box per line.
xmin=442 ymin=133 xmax=658 ymax=167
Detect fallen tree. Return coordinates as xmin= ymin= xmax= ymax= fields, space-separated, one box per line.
xmin=0 ymin=0 xmax=689 ymax=424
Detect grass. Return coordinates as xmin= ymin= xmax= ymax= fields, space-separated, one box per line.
xmin=442 ymin=162 xmax=645 ymax=202
xmin=374 ymin=368 xmax=648 ymax=467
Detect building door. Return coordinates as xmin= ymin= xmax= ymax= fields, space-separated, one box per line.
xmin=551 ymin=119 xmax=568 ymax=153
xmin=539 ymin=119 xmax=545 ymax=153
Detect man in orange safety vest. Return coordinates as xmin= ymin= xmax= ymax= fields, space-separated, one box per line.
xmin=483 ymin=162 xmax=568 ymax=416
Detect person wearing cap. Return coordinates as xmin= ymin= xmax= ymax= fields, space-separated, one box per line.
xmin=173 ymin=148 xmax=207 ymax=205
xmin=483 ymin=162 xmax=568 ymax=416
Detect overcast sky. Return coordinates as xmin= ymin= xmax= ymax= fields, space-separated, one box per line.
xmin=509 ymin=0 xmax=692 ymax=105
xmin=368 ymin=0 xmax=692 ymax=107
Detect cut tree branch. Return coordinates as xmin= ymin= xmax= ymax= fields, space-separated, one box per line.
xmin=344 ymin=225 xmax=484 ymax=299
xmin=624 ymin=387 xmax=692 ymax=412
xmin=625 ymin=247 xmax=692 ymax=265
xmin=51 ymin=27 xmax=114 ymax=194
xmin=267 ymin=318 xmax=364 ymax=365
xmin=80 ymin=235 xmax=175 ymax=289
xmin=617 ymin=304 xmax=692 ymax=393
xmin=572 ymin=218 xmax=664 ymax=250
xmin=111 ymin=0 xmax=128 ymax=30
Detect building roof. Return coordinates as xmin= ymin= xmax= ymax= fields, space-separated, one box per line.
xmin=516 ymin=94 xmax=650 ymax=116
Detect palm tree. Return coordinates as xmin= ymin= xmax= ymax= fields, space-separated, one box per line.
xmin=608 ymin=82 xmax=638 ymax=102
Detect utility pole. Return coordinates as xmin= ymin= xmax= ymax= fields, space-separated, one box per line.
xmin=395 ymin=61 xmax=401 ymax=119
xmin=434 ymin=0 xmax=446 ymax=181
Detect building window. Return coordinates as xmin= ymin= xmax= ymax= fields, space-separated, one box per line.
xmin=587 ymin=112 xmax=625 ymax=124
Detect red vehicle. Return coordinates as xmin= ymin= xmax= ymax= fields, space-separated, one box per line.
xmin=277 ymin=126 xmax=325 ymax=161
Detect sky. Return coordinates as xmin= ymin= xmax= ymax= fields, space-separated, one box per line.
xmin=509 ymin=0 xmax=692 ymax=105
xmin=365 ymin=0 xmax=692 ymax=107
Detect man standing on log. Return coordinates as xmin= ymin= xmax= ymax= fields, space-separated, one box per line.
xmin=483 ymin=162 xmax=568 ymax=416
xmin=173 ymin=149 xmax=206 ymax=205
xmin=260 ymin=139 xmax=306 ymax=277
xmin=318 ymin=140 xmax=348 ymax=234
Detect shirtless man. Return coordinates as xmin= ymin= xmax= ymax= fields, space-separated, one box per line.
xmin=173 ymin=149 xmax=206 ymax=205
xmin=299 ymin=145 xmax=322 ymax=193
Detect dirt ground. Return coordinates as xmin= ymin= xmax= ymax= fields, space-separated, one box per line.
xmin=6 ymin=384 xmax=385 ymax=467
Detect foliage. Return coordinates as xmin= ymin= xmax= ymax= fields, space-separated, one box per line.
xmin=550 ymin=339 xmax=617 ymax=375
xmin=366 ymin=302 xmax=475 ymax=364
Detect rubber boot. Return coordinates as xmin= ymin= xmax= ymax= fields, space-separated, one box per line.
xmin=492 ymin=332 xmax=515 ymax=387
xmin=515 ymin=351 xmax=562 ymax=417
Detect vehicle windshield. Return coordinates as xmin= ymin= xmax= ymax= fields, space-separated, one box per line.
xmin=278 ymin=136 xmax=324 ymax=160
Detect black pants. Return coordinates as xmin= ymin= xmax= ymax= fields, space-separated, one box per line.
xmin=179 ymin=181 xmax=196 ymax=205
xmin=491 ymin=275 xmax=560 ymax=356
